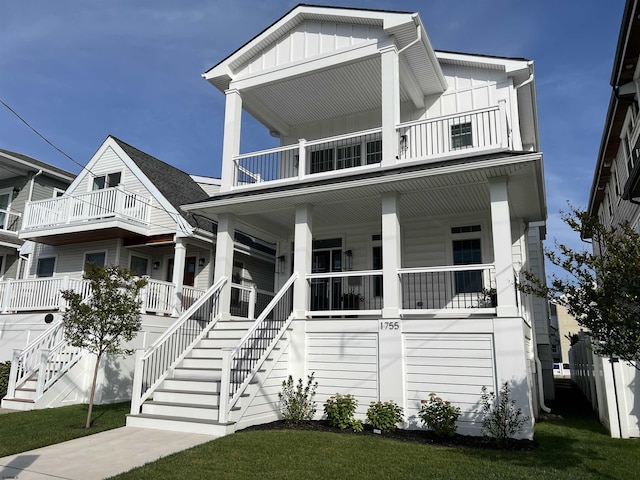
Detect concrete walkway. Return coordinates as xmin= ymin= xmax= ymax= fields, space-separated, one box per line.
xmin=0 ymin=427 xmax=215 ymax=479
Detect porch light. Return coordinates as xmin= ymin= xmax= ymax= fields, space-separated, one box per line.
xmin=276 ymin=255 xmax=286 ymax=274
xmin=344 ymin=250 xmax=353 ymax=271
xmin=199 ymin=258 xmax=206 ymax=267
xmin=399 ymin=134 xmax=408 ymax=153
xmin=153 ymin=261 xmax=161 ymax=270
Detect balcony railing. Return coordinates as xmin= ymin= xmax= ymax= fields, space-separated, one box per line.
xmin=231 ymin=105 xmax=510 ymax=188
xmin=230 ymin=283 xmax=275 ymax=319
xmin=0 ymin=208 xmax=21 ymax=232
xmin=22 ymin=186 xmax=152 ymax=230
xmin=397 ymin=104 xmax=508 ymax=161
xmin=399 ymin=264 xmax=496 ymax=311
xmin=306 ymin=270 xmax=383 ymax=315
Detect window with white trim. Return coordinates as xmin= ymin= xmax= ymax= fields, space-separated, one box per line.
xmin=92 ymin=172 xmax=121 ymax=190
xmin=84 ymin=251 xmax=106 ymax=268
xmin=37 ymin=257 xmax=56 ymax=278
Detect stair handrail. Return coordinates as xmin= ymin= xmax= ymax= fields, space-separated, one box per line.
xmin=36 ymin=339 xmax=86 ymax=398
xmin=218 ymin=273 xmax=297 ymax=423
xmin=130 ymin=277 xmax=227 ymax=414
xmin=6 ymin=319 xmax=65 ymax=398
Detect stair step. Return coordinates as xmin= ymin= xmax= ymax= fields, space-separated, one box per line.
xmin=153 ymin=389 xmax=221 ymax=406
xmin=142 ymin=400 xmax=240 ymax=421
xmin=126 ymin=413 xmax=234 ymax=436
xmin=163 ymin=378 xmax=221 ymax=393
xmin=181 ymin=357 xmax=223 ymax=369
xmin=1 ymin=397 xmax=36 ymax=411
xmin=188 ymin=348 xmax=224 ymax=359
xmin=198 ymin=338 xmax=239 ymax=348
xmin=172 ymin=367 xmax=222 ymax=381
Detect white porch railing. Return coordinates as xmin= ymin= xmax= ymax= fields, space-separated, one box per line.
xmin=0 ymin=277 xmax=199 ymax=316
xmin=0 ymin=208 xmax=21 ymax=232
xmin=232 ymin=128 xmax=382 ymax=187
xmin=130 ymin=277 xmax=226 ymax=414
xmin=22 ymin=186 xmax=152 ymax=230
xmin=397 ymin=104 xmax=509 ymax=161
xmin=6 ymin=320 xmax=85 ymax=401
xmin=306 ymin=270 xmax=383 ymax=315
xmin=218 ymin=273 xmax=297 ymax=423
xmin=399 ymin=264 xmax=496 ymax=311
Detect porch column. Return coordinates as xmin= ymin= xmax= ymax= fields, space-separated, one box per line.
xmin=290 ymin=204 xmax=312 ymax=382
xmin=213 ymin=213 xmax=236 ymax=319
xmin=489 ymin=178 xmax=517 ymax=317
xmin=379 ymin=191 xmax=404 ymax=409
xmin=221 ymin=88 xmax=242 ymax=192
xmin=380 ymin=45 xmax=400 ymax=167
xmin=293 ymin=204 xmax=312 ymax=317
xmin=171 ymin=237 xmax=187 ymax=317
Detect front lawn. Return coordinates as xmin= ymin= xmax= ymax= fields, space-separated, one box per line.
xmin=110 ymin=383 xmax=640 ymax=480
xmin=0 ymin=402 xmax=129 ymax=457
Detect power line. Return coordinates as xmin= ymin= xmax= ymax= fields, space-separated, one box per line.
xmin=0 ymin=98 xmax=214 ymax=235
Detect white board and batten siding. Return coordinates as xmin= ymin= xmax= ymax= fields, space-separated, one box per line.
xmin=404 ymin=333 xmax=495 ymax=435
xmin=307 ymin=332 xmax=379 ymax=417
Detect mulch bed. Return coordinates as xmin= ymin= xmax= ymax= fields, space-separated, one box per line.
xmin=238 ymin=419 xmax=537 ymax=451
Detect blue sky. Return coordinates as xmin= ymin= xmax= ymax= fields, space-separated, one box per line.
xmin=0 ymin=1 xmax=625 ymax=276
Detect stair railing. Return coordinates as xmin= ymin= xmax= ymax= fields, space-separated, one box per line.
xmin=6 ymin=320 xmax=84 ymax=400
xmin=130 ymin=277 xmax=227 ymax=414
xmin=218 ymin=273 xmax=297 ymax=423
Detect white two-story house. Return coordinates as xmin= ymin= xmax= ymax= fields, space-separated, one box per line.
xmin=126 ymin=5 xmax=548 ymax=439
xmin=1 ymin=136 xmax=275 ymax=410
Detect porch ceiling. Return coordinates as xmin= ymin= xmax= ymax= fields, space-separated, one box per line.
xmin=243 ymin=56 xmax=419 ymax=134
xmin=187 ymin=154 xmax=545 ymax=243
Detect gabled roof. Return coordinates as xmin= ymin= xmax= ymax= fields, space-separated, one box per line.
xmin=0 ymin=149 xmax=75 ymax=182
xmin=109 ymin=137 xmax=213 ymax=231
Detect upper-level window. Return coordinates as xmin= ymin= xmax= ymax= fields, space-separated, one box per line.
xmin=309 ymin=140 xmax=381 ymax=173
xmin=337 ymin=144 xmax=361 ymax=170
xmin=453 ymin=238 xmax=482 ymax=293
xmin=37 ymin=257 xmax=56 ymax=278
xmin=84 ymin=251 xmax=106 ymax=268
xmin=93 ymin=172 xmax=121 ymax=190
xmin=366 ymin=140 xmax=382 ymax=165
xmin=451 ymin=122 xmax=473 ymax=149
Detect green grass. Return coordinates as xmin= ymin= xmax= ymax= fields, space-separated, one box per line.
xmin=110 ymin=382 xmax=640 ymax=480
xmin=0 ymin=402 xmax=129 ymax=457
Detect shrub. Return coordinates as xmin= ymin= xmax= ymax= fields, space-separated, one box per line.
xmin=0 ymin=361 xmax=11 ymax=398
xmin=480 ymin=382 xmax=529 ymax=445
xmin=366 ymin=400 xmax=403 ymax=433
xmin=418 ymin=392 xmax=461 ymax=437
xmin=324 ymin=393 xmax=362 ymax=431
xmin=278 ymin=373 xmax=318 ymax=423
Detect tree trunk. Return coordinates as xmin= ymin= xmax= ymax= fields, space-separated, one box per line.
xmin=85 ymin=352 xmax=102 ymax=429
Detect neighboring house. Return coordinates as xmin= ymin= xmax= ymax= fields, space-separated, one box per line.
xmin=1 ymin=136 xmax=275 ymax=410
xmin=126 ymin=5 xmax=549 ymax=439
xmin=581 ymin=0 xmax=640 ymax=438
xmin=549 ymin=302 xmax=579 ymax=376
xmin=0 ymin=149 xmax=74 ymax=281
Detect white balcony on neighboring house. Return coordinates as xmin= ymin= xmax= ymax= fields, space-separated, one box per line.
xmin=0 ymin=208 xmax=21 ymax=233
xmin=20 ymin=186 xmax=152 ymax=245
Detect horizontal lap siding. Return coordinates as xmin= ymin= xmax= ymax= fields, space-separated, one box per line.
xmin=307 ymin=333 xmax=378 ymax=416
xmin=404 ymin=333 xmax=495 ymax=434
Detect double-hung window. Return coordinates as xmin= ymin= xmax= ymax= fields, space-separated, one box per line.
xmin=451 ymin=122 xmax=473 ymax=149
xmin=93 ymin=172 xmax=121 ymax=190
xmin=451 ymin=224 xmax=483 ymax=294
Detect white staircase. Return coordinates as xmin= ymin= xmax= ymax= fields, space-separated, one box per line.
xmin=127 ymin=274 xmax=297 ymax=437
xmin=2 ymin=320 xmax=85 ymax=410
xmin=127 ymin=319 xmax=253 ymax=435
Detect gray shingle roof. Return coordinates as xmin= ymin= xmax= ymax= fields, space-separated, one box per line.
xmin=111 ymin=137 xmax=214 ymax=231
xmin=0 ymin=149 xmax=75 ymax=180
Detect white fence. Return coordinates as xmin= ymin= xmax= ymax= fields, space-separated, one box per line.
xmin=570 ymin=334 xmax=640 ymax=438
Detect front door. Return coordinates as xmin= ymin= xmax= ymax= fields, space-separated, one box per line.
xmin=167 ymin=256 xmax=197 ymax=287
xmin=311 ymin=241 xmax=342 ymax=311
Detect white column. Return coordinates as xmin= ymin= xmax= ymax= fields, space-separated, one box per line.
xmin=171 ymin=237 xmax=187 ymax=317
xmin=381 ymin=192 xmax=401 ymax=317
xmin=489 ymin=178 xmax=517 ymax=317
xmin=221 ymin=88 xmax=242 ymax=192
xmin=380 ymin=45 xmax=400 ymax=167
xmin=293 ymin=204 xmax=312 ymax=317
xmin=213 ymin=213 xmax=236 ymax=319
xmin=379 ymin=191 xmax=404 ymax=409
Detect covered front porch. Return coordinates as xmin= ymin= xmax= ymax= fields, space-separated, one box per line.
xmin=185 ymin=153 xmax=545 ymax=320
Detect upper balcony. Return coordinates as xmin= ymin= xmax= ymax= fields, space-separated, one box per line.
xmin=232 ymin=104 xmax=510 ymax=189
xmin=20 ymin=186 xmax=152 ymax=245
xmin=0 ymin=208 xmax=21 ymax=233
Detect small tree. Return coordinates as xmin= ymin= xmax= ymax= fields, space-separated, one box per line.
xmin=61 ymin=263 xmax=146 ymax=428
xmin=519 ymin=206 xmax=640 ymax=369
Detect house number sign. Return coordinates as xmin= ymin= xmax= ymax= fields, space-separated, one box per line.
xmin=379 ymin=321 xmax=400 ymax=330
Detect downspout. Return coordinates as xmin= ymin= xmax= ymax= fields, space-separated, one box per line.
xmin=28 ymin=169 xmax=43 ymax=202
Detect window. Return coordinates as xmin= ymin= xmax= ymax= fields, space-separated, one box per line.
xmin=93 ymin=172 xmax=121 ymax=190
xmin=310 ymin=149 xmax=334 ymax=173
xmin=84 ymin=252 xmax=106 ymax=268
xmin=366 ymin=140 xmax=382 ymax=164
xmin=451 ymin=122 xmax=473 ymax=149
xmin=453 ymin=238 xmax=482 ymax=293
xmin=129 ymin=255 xmax=149 ymax=276
xmin=336 ymin=144 xmax=361 ymax=169
xmin=372 ymin=244 xmax=382 ymax=297
xmin=0 ymin=255 xmax=4 ymax=279
xmin=37 ymin=257 xmax=56 ymax=278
